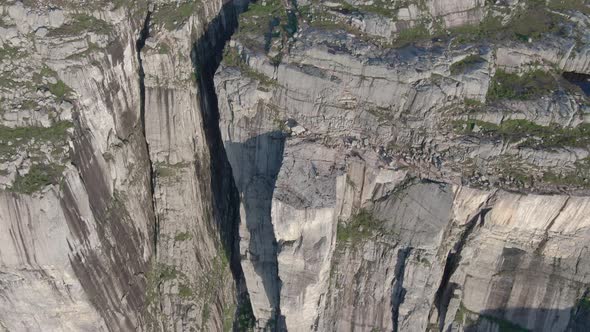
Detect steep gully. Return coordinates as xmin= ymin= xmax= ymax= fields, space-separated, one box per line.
xmin=134 ymin=0 xmax=272 ymax=328
xmin=191 ymin=2 xmax=262 ymax=325
xmin=136 ymin=7 xmax=157 ymax=257
xmin=192 ymin=4 xmax=285 ymax=327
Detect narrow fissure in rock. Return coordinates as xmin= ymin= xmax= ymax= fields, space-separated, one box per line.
xmin=391 ymin=247 xmax=412 ymax=331
xmin=189 ymin=1 xmax=268 ymax=328
xmin=135 ymin=9 xmax=158 ymax=256
xmin=433 ymin=207 xmax=490 ymax=328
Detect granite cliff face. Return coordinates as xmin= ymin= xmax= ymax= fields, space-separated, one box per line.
xmin=0 ymin=0 xmax=245 ymax=330
xmin=1 ymin=0 xmax=590 ymax=331
xmin=215 ymin=0 xmax=590 ymax=330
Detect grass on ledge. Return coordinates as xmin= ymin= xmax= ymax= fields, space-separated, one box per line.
xmin=174 ymin=231 xmax=193 ymax=242
xmin=450 ymin=54 xmax=485 ymax=75
xmin=337 ymin=208 xmax=382 ymax=246
xmin=47 ymin=14 xmax=113 ymax=37
xmin=543 ymin=157 xmax=590 ymax=187
xmin=578 ymin=295 xmax=590 ymax=309
xmin=548 ymin=0 xmax=590 ymax=15
xmin=487 ymin=69 xmax=557 ymax=101
xmin=392 ymin=23 xmax=430 ymax=47
xmin=10 ymin=163 xmax=65 ymax=194
xmin=153 ymin=1 xmax=199 ymax=30
xmin=453 ymin=119 xmax=590 ymax=149
xmin=0 ymin=121 xmax=73 ymax=161
xmin=222 ymin=45 xmax=277 ymax=87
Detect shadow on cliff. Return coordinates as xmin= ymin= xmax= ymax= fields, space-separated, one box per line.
xmin=440 ymin=249 xmax=590 ymax=331
xmin=191 ymin=1 xmax=287 ymax=329
xmin=192 ymin=0 xmax=241 ymax=277
xmin=224 ymin=131 xmax=286 ymax=329
xmin=458 ymin=303 xmax=590 ymax=332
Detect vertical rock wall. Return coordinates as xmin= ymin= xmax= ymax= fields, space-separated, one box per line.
xmin=0 ymin=0 xmax=247 ymax=330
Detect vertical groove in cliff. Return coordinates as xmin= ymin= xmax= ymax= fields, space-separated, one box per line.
xmin=190 ymin=2 xmax=261 ymax=329
xmin=391 ymin=247 xmax=412 ymax=332
xmin=432 ymin=206 xmax=491 ymax=329
xmin=135 ymin=9 xmax=158 ymax=257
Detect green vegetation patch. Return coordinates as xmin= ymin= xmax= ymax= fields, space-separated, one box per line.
xmin=154 ymin=161 xmax=190 ymax=178
xmin=66 ymin=41 xmax=102 ymax=60
xmin=238 ymin=0 xmax=284 ymax=38
xmin=454 ymin=119 xmax=590 ymax=149
xmin=543 ymin=157 xmax=590 ymax=187
xmin=478 ymin=314 xmax=531 ymax=332
xmin=393 ymin=23 xmax=430 ymax=47
xmin=30 ymin=66 xmax=73 ymax=101
xmin=222 ymin=45 xmax=277 ymax=87
xmin=453 ymin=301 xmax=529 ymax=331
xmin=509 ymin=4 xmax=564 ymax=42
xmin=454 ymin=302 xmax=477 ymax=325
xmin=450 ymin=54 xmax=485 ymax=75
xmin=236 ymin=297 xmax=256 ymax=331
xmin=578 ymin=295 xmax=590 ymax=309
xmin=146 ymin=262 xmax=181 ymax=304
xmin=337 ymin=208 xmax=382 ymax=246
xmin=158 ymin=264 xmax=179 ymax=281
xmin=320 ymin=0 xmax=390 ymax=18
xmin=153 ymin=1 xmax=199 ymax=30
xmin=0 ymin=121 xmax=72 ymax=194
xmin=158 ymin=42 xmax=170 ymax=54
xmin=357 ymin=0 xmax=400 ymax=18
xmin=0 ymin=72 xmax=17 ymax=90
xmin=146 ymin=262 xmax=179 ymax=306
xmin=0 ymin=45 xmax=20 ymax=61
xmin=448 ymin=2 xmax=566 ymax=45
xmin=236 ymin=0 xmax=298 ymax=60
xmin=464 ymin=98 xmax=483 ymax=108
xmin=48 ymin=80 xmax=73 ymax=101
xmin=548 ymin=0 xmax=590 ymax=14
xmin=193 ymin=252 xmax=231 ymax=326
xmin=178 ymin=283 xmax=194 ymax=298
xmin=47 ymin=14 xmax=113 ymax=37
xmin=10 ymin=163 xmax=65 ymax=194
xmin=494 ymin=156 xmax=536 ymax=187
xmin=0 ymin=121 xmax=73 ymax=162
xmin=37 ymin=65 xmax=58 ymax=81
xmin=222 ymin=303 xmax=237 ymax=332
xmin=174 ymin=231 xmax=193 ymax=242
xmin=487 ymin=69 xmax=557 ymax=101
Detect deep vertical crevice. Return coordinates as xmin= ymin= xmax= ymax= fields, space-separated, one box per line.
xmin=391 ymin=247 xmax=412 ymax=331
xmin=224 ymin=132 xmax=286 ymax=330
xmin=189 ymin=1 xmax=267 ymax=330
xmin=432 ymin=208 xmax=490 ymax=329
xmin=135 ymin=10 xmax=158 ymax=256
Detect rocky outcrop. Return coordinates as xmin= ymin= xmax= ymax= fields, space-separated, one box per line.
xmin=214 ymin=0 xmax=590 ymax=330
